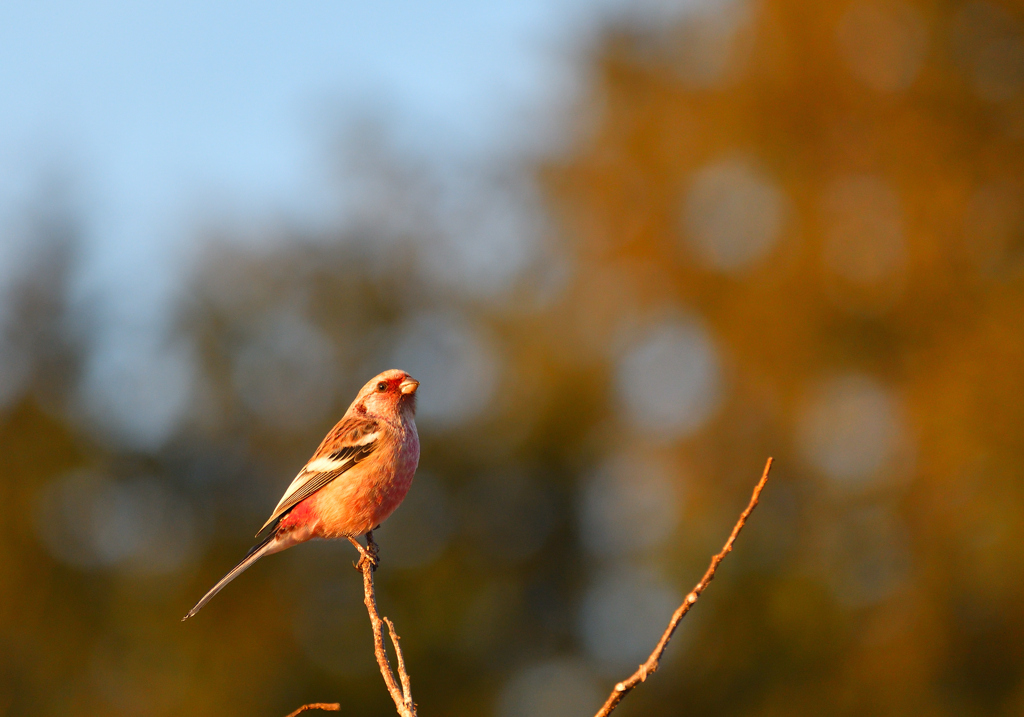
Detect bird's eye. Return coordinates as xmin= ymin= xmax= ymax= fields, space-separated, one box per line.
xmin=377 ymin=381 xmax=388 ymax=392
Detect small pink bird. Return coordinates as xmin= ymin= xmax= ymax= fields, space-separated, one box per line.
xmin=183 ymin=369 xmax=420 ymax=620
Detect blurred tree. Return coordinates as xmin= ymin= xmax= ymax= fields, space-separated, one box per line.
xmin=539 ymin=1 xmax=1024 ymax=714
xmin=4 ymin=1 xmax=1024 ymax=716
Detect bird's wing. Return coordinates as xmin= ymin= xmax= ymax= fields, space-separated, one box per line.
xmin=256 ymin=416 xmax=380 ymax=537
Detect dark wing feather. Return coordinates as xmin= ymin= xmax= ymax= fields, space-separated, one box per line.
xmin=255 ymin=417 xmax=380 ymax=537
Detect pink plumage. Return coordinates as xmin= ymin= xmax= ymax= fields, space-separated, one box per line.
xmin=183 ymin=369 xmax=420 ymax=620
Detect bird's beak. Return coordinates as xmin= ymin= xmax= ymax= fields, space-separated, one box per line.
xmin=399 ymin=378 xmax=419 ymax=395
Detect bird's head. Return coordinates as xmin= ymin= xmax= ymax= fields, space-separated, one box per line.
xmin=354 ymin=369 xmax=419 ymax=418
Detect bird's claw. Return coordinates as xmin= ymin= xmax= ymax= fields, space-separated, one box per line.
xmin=362 ymin=537 xmax=380 ymax=572
xmin=348 ymin=534 xmax=379 ymax=572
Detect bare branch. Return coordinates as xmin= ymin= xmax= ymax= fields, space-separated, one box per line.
xmin=287 ymin=532 xmax=417 ymax=717
xmin=283 ymin=703 xmax=340 ymax=717
xmin=594 ymin=457 xmax=774 ymax=717
xmin=358 ymin=532 xmax=417 ymax=717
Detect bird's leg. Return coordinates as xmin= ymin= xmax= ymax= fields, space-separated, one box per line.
xmin=347 ymin=533 xmax=379 ymax=572
xmin=347 ymin=535 xmax=374 ymax=570
xmin=365 ymin=530 xmax=380 ymax=570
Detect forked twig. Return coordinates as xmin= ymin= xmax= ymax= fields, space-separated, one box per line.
xmin=287 ymin=532 xmax=416 ymax=717
xmin=385 ymin=617 xmax=414 ymax=706
xmin=594 ymin=457 xmax=774 ymax=717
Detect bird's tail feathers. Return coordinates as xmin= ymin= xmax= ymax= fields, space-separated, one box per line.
xmin=182 ymin=533 xmax=277 ymax=621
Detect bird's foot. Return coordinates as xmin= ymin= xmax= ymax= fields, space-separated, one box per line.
xmin=348 ymin=534 xmax=379 ymax=572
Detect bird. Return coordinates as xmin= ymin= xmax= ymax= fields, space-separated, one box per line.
xmin=183 ymin=369 xmax=420 ymax=620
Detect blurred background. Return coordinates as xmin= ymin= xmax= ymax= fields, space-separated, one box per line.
xmin=3 ymin=0 xmax=1024 ymax=715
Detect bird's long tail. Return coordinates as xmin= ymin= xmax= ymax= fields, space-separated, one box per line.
xmin=182 ymin=533 xmax=278 ymax=621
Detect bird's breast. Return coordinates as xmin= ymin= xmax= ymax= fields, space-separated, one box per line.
xmin=311 ymin=422 xmax=419 ymax=538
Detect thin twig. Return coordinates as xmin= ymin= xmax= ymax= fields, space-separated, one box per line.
xmin=385 ymin=617 xmax=414 ymax=708
xmin=287 ymin=532 xmax=417 ymax=717
xmin=594 ymin=457 xmax=774 ymax=717
xmin=359 ymin=532 xmax=416 ymax=717
xmin=283 ymin=703 xmax=340 ymax=717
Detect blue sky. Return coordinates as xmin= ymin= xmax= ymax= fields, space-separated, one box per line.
xmin=1 ymin=1 xmax=599 ymax=317
xmin=0 ymin=0 xmax=704 ymax=446
xmin=0 ymin=1 xmax=706 ymax=317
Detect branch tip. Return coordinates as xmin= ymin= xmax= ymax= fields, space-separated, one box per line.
xmin=593 ymin=457 xmax=773 ymax=717
xmin=284 ymin=703 xmax=340 ymax=717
